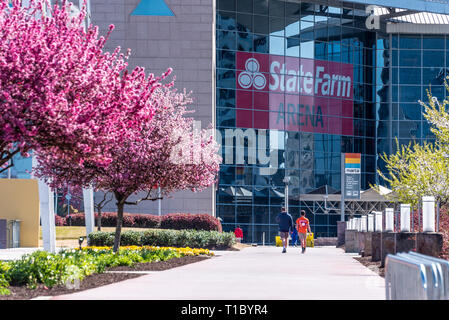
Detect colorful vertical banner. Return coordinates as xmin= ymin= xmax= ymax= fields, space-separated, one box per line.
xmin=343 ymin=153 xmax=361 ymax=199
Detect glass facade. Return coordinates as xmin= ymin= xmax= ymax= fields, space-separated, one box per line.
xmin=215 ymin=0 xmax=447 ymax=243
xmin=0 ymin=154 xmax=32 ymax=179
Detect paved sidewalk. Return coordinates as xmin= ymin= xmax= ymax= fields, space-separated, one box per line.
xmin=52 ymin=246 xmax=385 ymax=300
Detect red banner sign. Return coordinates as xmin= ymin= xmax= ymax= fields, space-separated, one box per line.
xmin=235 ymin=52 xmax=354 ymax=135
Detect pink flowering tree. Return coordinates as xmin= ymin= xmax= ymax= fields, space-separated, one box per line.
xmin=0 ymin=0 xmax=153 ymax=172
xmin=34 ymin=83 xmax=221 ymax=252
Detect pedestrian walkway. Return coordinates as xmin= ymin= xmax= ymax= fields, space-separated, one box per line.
xmin=52 ymin=246 xmax=385 ymax=300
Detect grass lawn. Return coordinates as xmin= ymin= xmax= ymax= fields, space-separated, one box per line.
xmin=39 ymin=226 xmax=147 ymax=240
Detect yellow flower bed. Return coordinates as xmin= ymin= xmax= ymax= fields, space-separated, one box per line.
xmin=78 ymin=245 xmax=214 ymax=256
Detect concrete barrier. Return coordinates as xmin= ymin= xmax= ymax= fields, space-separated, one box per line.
xmin=364 ymin=232 xmax=373 ymax=256
xmin=372 ymin=232 xmax=382 ymax=262
xmin=345 ymin=230 xmax=359 ymax=253
xmin=396 ymin=232 xmax=416 ymax=254
xmin=381 ymin=232 xmax=396 ymax=267
xmin=337 ymin=221 xmax=346 ymax=247
xmin=417 ymin=233 xmax=443 ymax=257
xmin=358 ymin=232 xmax=366 ymax=255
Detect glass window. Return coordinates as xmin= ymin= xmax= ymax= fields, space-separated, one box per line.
xmin=237 ymin=0 xmax=253 ymax=13
xmin=399 ymin=86 xmax=421 ymax=103
xmin=217 ymin=89 xmax=235 ymax=108
xmin=391 ymin=35 xmax=398 ymax=48
xmin=285 ymin=2 xmax=300 ymax=19
xmin=254 ymin=34 xmax=269 ymax=53
xmin=254 ymin=206 xmax=269 ymax=224
xmin=217 ymin=30 xmax=236 ymax=50
xmin=399 ymin=50 xmax=421 ymax=67
xmin=253 ymin=15 xmax=269 ymax=34
xmin=236 ymin=205 xmax=253 ymax=223
xmin=300 ymin=41 xmax=314 ymax=59
xmin=217 ymin=108 xmax=236 ymax=127
xmin=423 ymin=51 xmax=444 ymax=67
xmin=218 ymin=0 xmax=236 ymax=11
xmin=237 ymin=13 xmax=252 ymax=32
xmin=217 ymin=50 xmax=235 ymax=69
xmin=219 ymin=165 xmax=236 ymax=185
xmin=217 ymin=11 xmax=236 ymax=30
xmin=254 ymin=0 xmax=268 ymax=15
xmin=270 ymin=35 xmax=285 ymax=55
xmin=422 ymin=67 xmax=445 ymax=85
xmin=399 ymin=68 xmax=421 ymax=84
xmin=269 ymin=16 xmax=285 ymax=36
xmin=217 ymin=205 xmax=235 ymax=223
xmin=7 ymin=154 xmax=32 ymax=179
xmin=399 ymin=121 xmax=421 ymax=139
xmin=269 ymin=0 xmax=285 ymax=17
xmin=423 ymin=36 xmax=444 ymax=50
xmin=399 ymin=103 xmax=423 ymax=120
xmin=399 ymin=35 xmax=421 ymax=49
xmin=217 ymin=68 xmax=236 ymax=89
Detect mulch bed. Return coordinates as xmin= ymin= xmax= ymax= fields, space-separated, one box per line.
xmin=0 ymin=255 xmax=210 ymax=300
xmin=353 ymin=256 xmax=385 ymax=278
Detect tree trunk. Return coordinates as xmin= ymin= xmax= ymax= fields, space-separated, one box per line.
xmin=97 ymin=209 xmax=102 ymax=232
xmin=113 ymin=201 xmax=125 ymax=253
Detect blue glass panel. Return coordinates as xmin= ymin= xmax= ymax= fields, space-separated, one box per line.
xmin=423 ymin=36 xmax=444 ymax=49
xmin=217 ymin=107 xmax=236 ymax=127
xmin=399 ymin=104 xmax=421 ymax=121
xmin=399 ymin=35 xmax=421 ymax=49
xmin=399 ymin=68 xmax=421 ymax=84
xmin=399 ymin=86 xmax=421 ymax=102
xmin=399 ymin=50 xmax=421 ymax=67
xmin=218 ymin=30 xmax=237 ymax=50
xmin=392 ymin=35 xmax=398 ymax=48
xmin=422 ymin=67 xmax=445 ymax=85
xmin=423 ymin=51 xmax=444 ymax=67
xmin=217 ymin=11 xmax=236 ymax=30
xmin=131 ymin=0 xmax=174 ymax=16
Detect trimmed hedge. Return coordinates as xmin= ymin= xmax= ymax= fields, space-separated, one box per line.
xmin=58 ymin=212 xmax=219 ymax=231
xmin=160 ymin=213 xmax=220 ymax=231
xmin=88 ymin=229 xmax=236 ymax=249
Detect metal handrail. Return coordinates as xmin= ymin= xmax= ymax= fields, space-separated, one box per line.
xmin=386 ymin=251 xmax=448 ymax=300
xmin=385 ymin=254 xmax=429 ymax=300
xmin=396 ymin=253 xmax=442 ymax=300
xmin=407 ymin=251 xmax=449 ymax=300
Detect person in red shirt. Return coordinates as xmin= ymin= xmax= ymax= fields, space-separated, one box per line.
xmin=234 ymin=225 xmax=243 ymax=243
xmin=296 ymin=210 xmax=312 ymax=253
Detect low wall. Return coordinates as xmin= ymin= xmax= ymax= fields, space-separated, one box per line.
xmin=0 ymin=179 xmax=40 ymax=247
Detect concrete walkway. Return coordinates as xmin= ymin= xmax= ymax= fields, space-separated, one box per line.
xmin=52 ymin=246 xmax=386 ymax=300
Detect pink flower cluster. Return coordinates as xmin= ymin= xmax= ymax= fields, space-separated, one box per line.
xmin=0 ymin=0 xmax=166 ymax=170
xmin=4 ymin=0 xmax=221 ymax=251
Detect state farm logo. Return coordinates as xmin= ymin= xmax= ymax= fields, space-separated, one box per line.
xmin=237 ymin=58 xmax=266 ymax=90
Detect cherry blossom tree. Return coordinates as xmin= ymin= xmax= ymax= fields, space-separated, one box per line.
xmin=34 ymin=83 xmax=221 ymax=252
xmin=0 ymin=0 xmax=146 ymax=172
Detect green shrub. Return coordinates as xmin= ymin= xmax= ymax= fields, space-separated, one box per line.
xmin=89 ymin=229 xmax=236 ymax=249
xmin=88 ymin=231 xmax=115 ymax=246
xmin=0 ymin=245 xmax=213 ymax=295
xmin=120 ymin=230 xmax=142 ymax=246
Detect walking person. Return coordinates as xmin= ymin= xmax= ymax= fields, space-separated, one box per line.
xmin=296 ymin=210 xmax=312 ymax=253
xmin=290 ymin=225 xmax=298 ymax=247
xmin=234 ymin=225 xmax=243 ymax=243
xmin=276 ymin=206 xmax=294 ymax=253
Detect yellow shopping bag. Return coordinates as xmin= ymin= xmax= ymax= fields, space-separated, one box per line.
xmin=275 ymin=236 xmax=282 ymax=247
xmin=306 ymin=233 xmax=314 ymax=247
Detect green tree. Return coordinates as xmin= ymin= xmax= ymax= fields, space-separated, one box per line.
xmin=373 ymin=86 xmax=449 ymax=207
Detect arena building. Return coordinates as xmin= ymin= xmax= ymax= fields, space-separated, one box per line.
xmin=4 ymin=0 xmax=449 ymax=243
